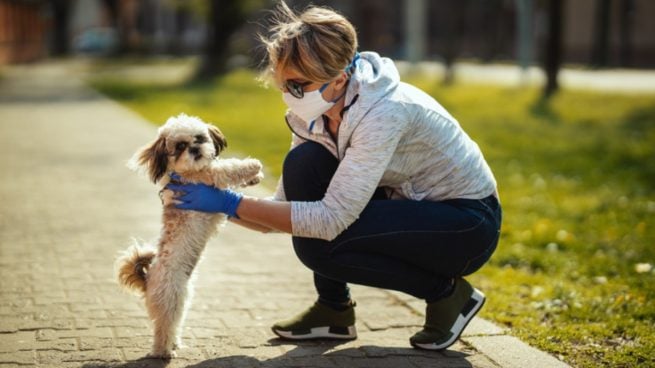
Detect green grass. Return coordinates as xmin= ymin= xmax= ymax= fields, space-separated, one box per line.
xmin=89 ymin=64 xmax=655 ymax=367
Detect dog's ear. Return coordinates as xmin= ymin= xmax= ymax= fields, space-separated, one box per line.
xmin=128 ymin=136 xmax=168 ymax=183
xmin=208 ymin=125 xmax=227 ymax=156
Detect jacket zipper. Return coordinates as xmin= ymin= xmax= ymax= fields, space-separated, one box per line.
xmin=284 ymin=115 xmax=310 ymax=141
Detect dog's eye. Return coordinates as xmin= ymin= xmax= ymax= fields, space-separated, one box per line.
xmin=194 ymin=135 xmax=207 ymax=144
xmin=175 ymin=142 xmax=188 ymax=151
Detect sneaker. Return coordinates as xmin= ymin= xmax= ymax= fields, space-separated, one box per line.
xmin=271 ymin=301 xmax=357 ymax=340
xmin=410 ymin=278 xmax=485 ymax=350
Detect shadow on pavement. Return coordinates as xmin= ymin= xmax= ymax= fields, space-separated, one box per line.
xmin=189 ymin=342 xmax=473 ymax=368
xmin=82 ymin=360 xmax=169 ymax=368
xmin=81 ymin=338 xmax=473 ymax=368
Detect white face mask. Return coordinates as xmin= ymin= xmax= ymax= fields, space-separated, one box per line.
xmin=282 ymin=82 xmax=334 ymax=124
xmin=282 ymin=53 xmax=360 ymax=125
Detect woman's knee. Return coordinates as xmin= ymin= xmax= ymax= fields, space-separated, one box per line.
xmin=283 ymin=142 xmax=338 ymax=201
xmin=292 ymin=237 xmax=330 ymax=272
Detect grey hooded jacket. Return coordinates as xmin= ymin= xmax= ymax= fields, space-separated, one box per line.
xmin=273 ymin=52 xmax=497 ymax=241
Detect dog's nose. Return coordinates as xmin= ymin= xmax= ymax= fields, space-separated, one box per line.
xmin=189 ymin=147 xmax=200 ymax=156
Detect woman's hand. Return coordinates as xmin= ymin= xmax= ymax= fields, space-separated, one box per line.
xmin=165 ymin=176 xmax=243 ymax=217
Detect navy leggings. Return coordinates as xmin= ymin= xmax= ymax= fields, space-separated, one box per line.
xmin=283 ymin=141 xmax=502 ymax=305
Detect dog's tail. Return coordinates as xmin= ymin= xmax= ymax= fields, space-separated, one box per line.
xmin=115 ymin=239 xmax=156 ymax=296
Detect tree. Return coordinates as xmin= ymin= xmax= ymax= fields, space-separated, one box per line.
xmin=441 ymin=0 xmax=468 ymax=85
xmin=194 ymin=0 xmax=263 ymax=81
xmin=591 ymin=0 xmax=611 ymax=68
xmin=101 ymin=0 xmax=141 ymax=55
xmin=50 ymin=0 xmax=71 ymax=56
xmin=618 ymin=0 xmax=634 ymax=67
xmin=517 ymin=0 xmax=534 ymax=84
xmin=542 ymin=0 xmax=563 ymax=99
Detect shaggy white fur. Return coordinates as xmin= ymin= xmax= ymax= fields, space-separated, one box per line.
xmin=115 ymin=114 xmax=263 ymax=358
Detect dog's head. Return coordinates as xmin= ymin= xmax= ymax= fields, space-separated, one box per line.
xmin=128 ymin=113 xmax=227 ymax=183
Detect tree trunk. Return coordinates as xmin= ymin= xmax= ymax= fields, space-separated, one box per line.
xmin=516 ymin=0 xmax=534 ymax=84
xmin=618 ymin=0 xmax=634 ymax=67
xmin=591 ymin=0 xmax=611 ymax=68
xmin=50 ymin=0 xmax=70 ymax=56
xmin=543 ymin=0 xmax=563 ymax=99
xmin=442 ymin=0 xmax=468 ymax=85
xmin=195 ymin=0 xmax=246 ymax=81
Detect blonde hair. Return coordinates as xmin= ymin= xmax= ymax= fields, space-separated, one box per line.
xmin=259 ymin=1 xmax=358 ymax=85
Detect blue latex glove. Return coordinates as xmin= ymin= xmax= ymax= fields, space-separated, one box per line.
xmin=165 ymin=175 xmax=243 ymax=217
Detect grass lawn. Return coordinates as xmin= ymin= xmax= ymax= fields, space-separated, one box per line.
xmin=89 ymin=62 xmax=655 ymax=367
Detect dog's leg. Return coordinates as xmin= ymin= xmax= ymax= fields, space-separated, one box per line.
xmin=182 ymin=158 xmax=264 ymax=189
xmin=209 ymin=158 xmax=264 ymax=187
xmin=145 ymin=263 xmax=188 ymax=359
xmin=172 ymin=276 xmax=195 ymax=351
xmin=179 ymin=158 xmax=263 ymax=189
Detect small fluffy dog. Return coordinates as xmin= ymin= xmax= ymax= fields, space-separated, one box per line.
xmin=115 ymin=113 xmax=263 ymax=358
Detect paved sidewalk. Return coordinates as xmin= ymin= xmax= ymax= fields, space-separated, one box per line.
xmin=0 ymin=61 xmax=570 ymax=368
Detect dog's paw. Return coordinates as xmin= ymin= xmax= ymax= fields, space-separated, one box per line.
xmin=244 ymin=158 xmax=263 ymax=173
xmin=146 ymin=350 xmax=176 ymax=360
xmin=237 ymin=158 xmax=264 ymax=187
xmin=173 ymin=339 xmax=186 ymax=350
xmin=160 ymin=189 xmax=180 ymax=206
xmin=243 ymin=171 xmax=264 ymax=187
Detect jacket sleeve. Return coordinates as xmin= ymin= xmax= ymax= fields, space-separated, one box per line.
xmin=290 ymin=107 xmax=407 ymax=240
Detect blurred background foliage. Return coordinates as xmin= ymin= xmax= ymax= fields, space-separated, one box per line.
xmin=3 ymin=0 xmax=655 ymax=97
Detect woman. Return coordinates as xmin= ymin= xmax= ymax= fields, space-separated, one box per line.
xmin=167 ymin=2 xmax=502 ymax=351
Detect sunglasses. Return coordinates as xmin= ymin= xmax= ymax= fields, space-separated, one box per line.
xmin=284 ymin=79 xmax=313 ymax=99
xmin=284 ymin=79 xmax=330 ymax=99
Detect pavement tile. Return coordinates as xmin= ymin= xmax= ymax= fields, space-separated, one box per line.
xmin=114 ymin=326 xmax=152 ymax=338
xmin=331 ymin=356 xmax=417 ymax=368
xmin=190 ymin=327 xmax=229 ymax=339
xmin=0 ymin=317 xmax=23 ymax=333
xmin=0 ymin=295 xmax=30 ymax=312
xmin=0 ymin=350 xmax=37 ymax=365
xmin=187 ymin=355 xmax=264 ymax=368
xmin=17 ymin=318 xmax=76 ymax=332
xmin=35 ymin=329 xmax=59 ymax=342
xmin=55 ymin=327 xmax=114 ymax=339
xmin=0 ymin=331 xmax=36 ymax=352
xmin=109 ymin=336 xmax=153 ymax=349
xmin=462 ymin=317 xmax=508 ymax=337
xmin=410 ymin=354 xmax=501 ymax=368
xmin=33 ymin=338 xmax=78 ymax=352
xmin=38 ymin=348 xmax=123 ymax=364
xmin=218 ymin=310 xmax=263 ymax=328
xmin=441 ymin=341 xmax=478 ymax=357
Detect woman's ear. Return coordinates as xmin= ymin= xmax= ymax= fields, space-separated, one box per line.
xmin=128 ymin=136 xmax=168 ymax=183
xmin=334 ymin=71 xmax=349 ymax=92
xmin=208 ymin=125 xmax=228 ymax=156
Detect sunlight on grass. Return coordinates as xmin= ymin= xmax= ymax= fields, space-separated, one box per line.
xmin=89 ymin=65 xmax=655 ymax=368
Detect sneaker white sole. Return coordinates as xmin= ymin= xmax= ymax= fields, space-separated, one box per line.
xmin=412 ymin=288 xmax=486 ymax=351
xmin=272 ymin=325 xmax=357 ymax=340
